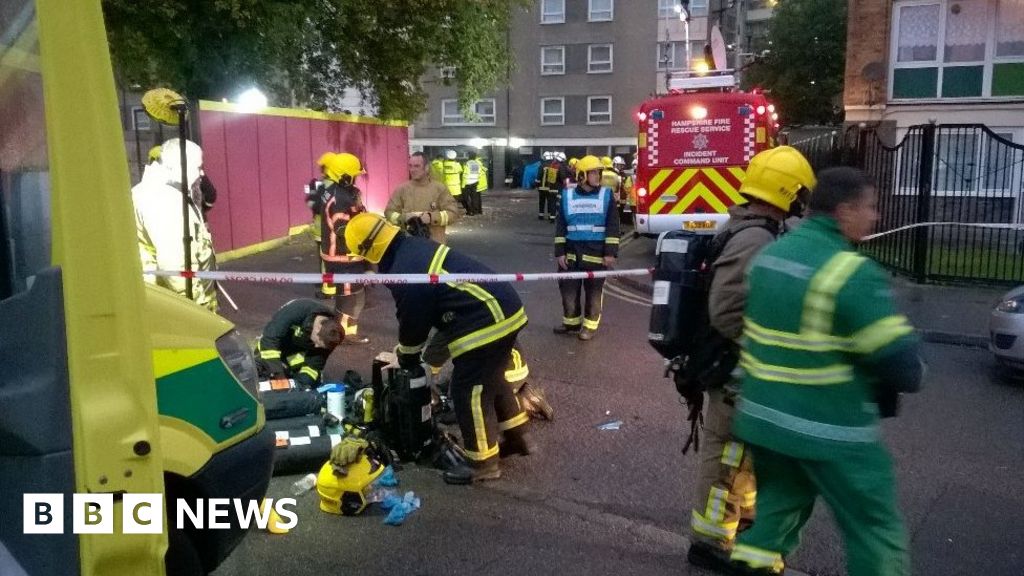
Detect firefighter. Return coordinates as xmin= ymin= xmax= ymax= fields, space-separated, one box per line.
xmin=602 ymin=156 xmax=624 ymax=211
xmin=566 ymin=157 xmax=579 ymax=187
xmin=462 ymin=151 xmax=485 ymax=216
xmin=553 ymin=155 xmax=619 ymax=341
xmin=255 ymin=299 xmax=344 ymax=389
xmin=684 ymin=146 xmax=817 ymax=571
xmin=385 ymin=151 xmax=461 ymax=244
xmin=318 ymin=152 xmax=370 ymax=344
xmin=344 ymin=212 xmax=536 ymax=484
xmin=308 ymin=152 xmax=337 ymax=299
xmin=728 ymin=167 xmax=924 ymax=576
xmin=536 ymin=151 xmax=554 ymax=220
xmin=443 ymin=149 xmax=465 ymax=212
xmin=132 ymin=138 xmax=217 ymax=311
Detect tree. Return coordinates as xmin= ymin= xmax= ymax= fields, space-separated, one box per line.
xmin=741 ymin=0 xmax=847 ymax=126
xmin=102 ymin=0 xmax=527 ymax=120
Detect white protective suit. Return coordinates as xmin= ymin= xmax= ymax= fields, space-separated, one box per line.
xmin=131 ymin=138 xmax=218 ymax=311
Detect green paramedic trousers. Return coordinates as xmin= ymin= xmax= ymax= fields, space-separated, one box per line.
xmin=730 ymin=443 xmax=909 ymax=576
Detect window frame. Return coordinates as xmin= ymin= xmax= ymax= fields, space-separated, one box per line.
xmin=441 ymin=98 xmax=497 ymax=126
xmin=541 ymin=0 xmax=566 ymax=24
xmin=890 ymin=0 xmax=1024 ymax=101
xmin=587 ymin=95 xmax=613 ymax=125
xmin=541 ymin=45 xmax=566 ymax=76
xmin=540 ymin=97 xmax=566 ymax=126
xmin=588 ymin=43 xmax=614 ymax=74
xmin=589 ymin=0 xmax=614 ymax=22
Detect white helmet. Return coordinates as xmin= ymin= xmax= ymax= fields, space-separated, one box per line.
xmin=613 ymin=156 xmax=624 ymax=166
xmin=542 ymin=151 xmax=553 ymax=161
xmin=161 ymin=138 xmax=203 ymax=188
xmin=555 ymin=152 xmax=566 ymax=162
xmin=445 ymin=149 xmax=457 ymax=160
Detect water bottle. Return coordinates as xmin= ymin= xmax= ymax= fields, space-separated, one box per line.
xmin=291 ymin=473 xmax=317 ymax=496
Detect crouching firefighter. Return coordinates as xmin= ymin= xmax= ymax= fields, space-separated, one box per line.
xmin=648 ymin=147 xmax=817 ymax=571
xmin=255 ymin=298 xmax=345 ymax=389
xmin=344 ymin=212 xmax=537 ymax=484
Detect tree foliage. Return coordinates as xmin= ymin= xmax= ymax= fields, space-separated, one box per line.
xmin=741 ymin=0 xmax=847 ymax=126
xmin=102 ymin=0 xmax=527 ymax=120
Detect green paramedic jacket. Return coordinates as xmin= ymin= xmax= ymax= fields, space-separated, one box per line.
xmin=733 ymin=216 xmax=922 ymax=461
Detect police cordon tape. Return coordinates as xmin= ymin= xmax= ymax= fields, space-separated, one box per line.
xmin=145 ymin=268 xmax=656 ymax=285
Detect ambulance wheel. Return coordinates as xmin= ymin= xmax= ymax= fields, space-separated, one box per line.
xmin=166 ymin=526 xmax=205 ymax=576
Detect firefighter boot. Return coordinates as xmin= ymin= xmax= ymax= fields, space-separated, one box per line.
xmin=686 ymin=541 xmax=734 ymax=574
xmin=552 ymin=324 xmax=581 ymax=335
xmin=442 ymin=457 xmax=501 ymax=485
xmin=516 ymin=382 xmax=554 ymax=421
xmin=578 ymin=327 xmax=597 ymax=341
xmin=500 ymin=427 xmax=539 ymax=458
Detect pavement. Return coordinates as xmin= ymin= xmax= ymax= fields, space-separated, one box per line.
xmin=210 ymin=189 xmax=1024 ymax=576
xmin=613 ymin=229 xmax=1009 ymax=349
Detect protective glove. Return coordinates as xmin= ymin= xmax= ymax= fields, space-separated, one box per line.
xmin=393 ymin=344 xmax=423 ymax=370
xmin=329 ymin=437 xmax=368 ymax=477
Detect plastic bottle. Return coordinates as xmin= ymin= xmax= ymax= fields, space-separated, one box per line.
xmin=291 ymin=473 xmax=317 ymax=496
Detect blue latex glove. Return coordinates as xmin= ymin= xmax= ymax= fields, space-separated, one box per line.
xmin=384 ymin=502 xmax=413 ymax=525
xmin=376 ymin=466 xmax=399 ymax=488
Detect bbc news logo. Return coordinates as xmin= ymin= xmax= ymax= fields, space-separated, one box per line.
xmin=23 ymin=494 xmax=298 ymax=534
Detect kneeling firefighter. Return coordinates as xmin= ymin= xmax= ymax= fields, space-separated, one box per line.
xmin=345 ymin=212 xmax=537 ymax=484
xmin=647 ymin=146 xmax=816 ymax=571
xmin=255 ymin=298 xmax=344 ymax=389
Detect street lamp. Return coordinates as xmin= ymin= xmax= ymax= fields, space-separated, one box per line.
xmin=236 ymin=87 xmax=268 ymax=112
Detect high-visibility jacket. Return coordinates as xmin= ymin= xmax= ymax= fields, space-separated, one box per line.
xmin=537 ymin=160 xmax=551 ymax=192
xmin=132 ymin=176 xmax=218 ymax=311
xmin=463 ymin=158 xmax=482 ymax=187
xmin=601 ymin=168 xmax=622 ymax=201
xmin=554 ymin=184 xmax=620 ymax=268
xmin=380 ymin=234 xmax=528 ymax=360
xmin=443 ymin=160 xmax=463 ymax=197
xmin=319 ymin=182 xmax=366 ymax=264
xmin=477 ymin=162 xmax=488 ymax=192
xmin=734 ymin=216 xmax=921 ymax=461
xmin=256 ymin=299 xmax=336 ymax=388
xmin=430 ymin=159 xmax=445 ymax=184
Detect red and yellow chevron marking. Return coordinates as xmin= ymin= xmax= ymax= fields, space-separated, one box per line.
xmin=647 ymin=167 xmax=747 ymax=215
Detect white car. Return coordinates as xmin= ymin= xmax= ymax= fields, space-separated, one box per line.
xmin=990 ymin=286 xmax=1024 ymax=371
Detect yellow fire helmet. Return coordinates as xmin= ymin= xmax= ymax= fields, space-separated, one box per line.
xmin=568 ymin=157 xmax=579 ymax=168
xmin=739 ymin=146 xmax=817 ymax=212
xmin=574 ymin=155 xmax=604 ymax=181
xmin=322 ymin=152 xmax=364 ymax=185
xmin=147 ymin=145 xmax=162 ymax=163
xmin=600 ymin=156 xmax=613 ymax=169
xmin=141 ymin=87 xmax=186 ymax=126
xmin=345 ymin=212 xmax=401 ymax=264
xmin=316 ymin=454 xmax=385 ymax=516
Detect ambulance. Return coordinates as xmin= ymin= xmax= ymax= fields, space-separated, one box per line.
xmin=633 ymin=73 xmax=778 ymax=236
xmin=0 ymin=1 xmax=273 ymax=575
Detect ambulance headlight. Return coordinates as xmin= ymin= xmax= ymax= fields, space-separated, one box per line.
xmin=216 ymin=329 xmax=261 ymax=400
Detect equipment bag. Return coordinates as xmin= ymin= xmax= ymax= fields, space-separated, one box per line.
xmin=377 ymin=366 xmax=433 ymax=462
xmin=263 ymin=388 xmax=324 ymax=420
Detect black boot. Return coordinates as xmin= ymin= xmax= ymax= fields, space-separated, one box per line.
xmin=553 ymin=324 xmax=581 ymax=335
xmin=686 ymin=541 xmax=733 ymax=573
xmin=442 ymin=458 xmax=501 ymax=485
xmin=500 ymin=427 xmax=539 ymax=458
xmin=516 ymin=382 xmax=554 ymax=421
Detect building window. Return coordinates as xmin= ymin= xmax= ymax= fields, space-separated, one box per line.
xmin=541 ymin=97 xmax=565 ymax=125
xmin=588 ymin=44 xmax=614 ymax=73
xmin=441 ymin=99 xmax=496 ymax=126
xmin=589 ymin=0 xmax=614 ymax=21
xmin=891 ymin=0 xmax=1024 ymax=100
xmin=658 ymin=0 xmax=707 ymax=18
xmin=541 ymin=0 xmax=565 ymax=24
xmin=131 ymin=107 xmax=151 ymax=131
xmin=657 ymin=41 xmax=706 ymax=69
xmin=587 ymin=96 xmax=612 ymax=125
xmin=541 ymin=46 xmax=566 ymax=75
xmin=439 ymin=66 xmax=456 ymax=80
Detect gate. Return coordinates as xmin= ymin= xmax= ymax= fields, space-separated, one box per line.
xmin=792 ymin=124 xmax=1024 ymax=285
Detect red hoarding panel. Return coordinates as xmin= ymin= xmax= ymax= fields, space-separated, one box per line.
xmin=222 ymin=113 xmax=263 ymax=249
xmin=285 ymin=117 xmax=313 ymax=229
xmin=199 ymin=110 xmax=233 ymax=252
xmin=256 ymin=115 xmax=289 ymax=240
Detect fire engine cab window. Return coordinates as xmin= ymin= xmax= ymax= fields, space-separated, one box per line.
xmin=0 ymin=0 xmax=50 ymax=299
